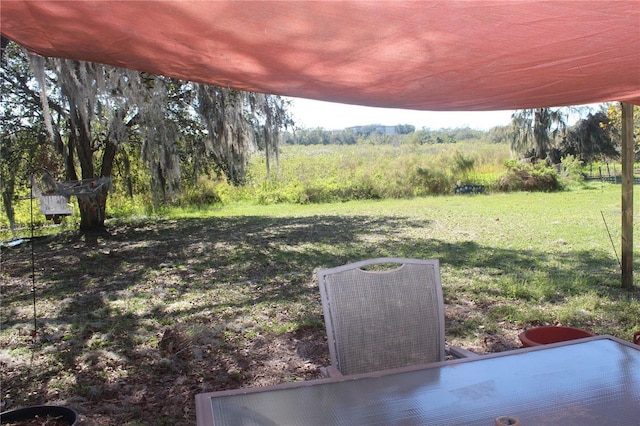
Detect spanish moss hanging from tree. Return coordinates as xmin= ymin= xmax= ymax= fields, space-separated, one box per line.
xmin=22 ymin=44 xmax=292 ymax=231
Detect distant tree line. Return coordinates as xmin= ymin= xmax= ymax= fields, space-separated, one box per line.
xmin=285 ymin=105 xmax=635 ymax=167
xmin=285 ymin=125 xmax=504 ymax=146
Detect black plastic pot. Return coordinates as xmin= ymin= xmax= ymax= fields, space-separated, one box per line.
xmin=0 ymin=405 xmax=78 ymax=425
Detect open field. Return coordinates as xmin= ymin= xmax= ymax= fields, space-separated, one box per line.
xmin=2 ymin=183 xmax=639 ymax=424
xmin=1 ymin=142 xmax=514 ymax=231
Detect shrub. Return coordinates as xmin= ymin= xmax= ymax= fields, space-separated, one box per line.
xmin=108 ymin=193 xmax=150 ymax=218
xmin=177 ymin=177 xmax=222 ymax=207
xmin=415 ymin=167 xmax=453 ymax=194
xmin=557 ymin=155 xmax=586 ymax=189
xmin=498 ymin=160 xmax=561 ymax=192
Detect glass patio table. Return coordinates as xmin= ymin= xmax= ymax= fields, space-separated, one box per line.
xmin=195 ymin=335 xmax=640 ymax=425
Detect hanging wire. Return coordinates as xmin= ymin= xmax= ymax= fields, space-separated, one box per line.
xmin=601 ymin=210 xmax=622 ymax=270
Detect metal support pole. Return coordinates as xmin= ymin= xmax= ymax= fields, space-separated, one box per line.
xmin=621 ymin=102 xmax=634 ymax=290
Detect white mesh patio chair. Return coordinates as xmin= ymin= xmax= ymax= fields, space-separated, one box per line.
xmin=318 ymin=257 xmax=476 ymax=377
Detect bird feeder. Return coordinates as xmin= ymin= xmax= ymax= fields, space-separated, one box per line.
xmin=39 ymin=194 xmax=73 ymax=224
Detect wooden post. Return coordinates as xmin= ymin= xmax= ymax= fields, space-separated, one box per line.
xmin=621 ymin=102 xmax=634 ymax=290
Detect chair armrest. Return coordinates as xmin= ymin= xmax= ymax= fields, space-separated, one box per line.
xmin=320 ymin=365 xmax=343 ymax=378
xmin=446 ymin=345 xmax=480 ymax=358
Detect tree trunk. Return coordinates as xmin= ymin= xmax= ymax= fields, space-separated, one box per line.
xmin=77 ymin=186 xmax=108 ymax=231
xmin=1 ymin=188 xmax=16 ymax=235
xmin=0 ymin=160 xmax=17 ymax=234
xmin=123 ymin=154 xmax=134 ymax=198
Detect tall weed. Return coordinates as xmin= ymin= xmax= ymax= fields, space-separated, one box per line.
xmin=243 ymin=143 xmax=513 ymax=204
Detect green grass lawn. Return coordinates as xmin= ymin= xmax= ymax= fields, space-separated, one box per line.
xmin=2 ymin=182 xmax=639 ymax=425
xmin=163 ymin=181 xmax=640 ymax=347
xmin=220 ymin=183 xmax=638 ymax=327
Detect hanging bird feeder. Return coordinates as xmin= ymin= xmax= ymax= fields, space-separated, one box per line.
xmin=32 ymin=170 xmax=111 ymax=224
xmin=39 ymin=194 xmax=74 ymax=223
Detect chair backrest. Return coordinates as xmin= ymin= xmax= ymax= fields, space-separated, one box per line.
xmin=318 ymin=258 xmax=446 ymax=376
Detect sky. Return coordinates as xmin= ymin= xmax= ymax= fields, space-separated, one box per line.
xmin=287 ymin=97 xmax=516 ymax=131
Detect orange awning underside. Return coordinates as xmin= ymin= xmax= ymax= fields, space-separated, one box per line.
xmin=1 ymin=1 xmax=639 ymax=110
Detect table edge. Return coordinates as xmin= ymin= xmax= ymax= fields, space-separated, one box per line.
xmin=195 ymin=334 xmax=637 ymax=424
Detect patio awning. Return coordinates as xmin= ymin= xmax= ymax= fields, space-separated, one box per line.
xmin=1 ymin=1 xmax=639 ymax=110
